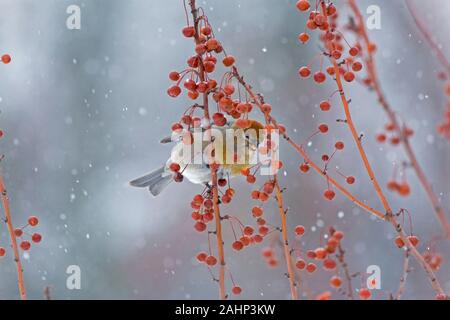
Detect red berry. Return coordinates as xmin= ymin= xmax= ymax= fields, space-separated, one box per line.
xmin=329 ymin=276 xmax=342 ymax=288
xmin=294 ymin=225 xmax=305 ymax=236
xmin=318 ymin=124 xmax=329 ymax=133
xmin=296 ymin=259 xmax=306 ymax=270
xmin=28 ymin=216 xmax=39 ymax=227
xmin=2 ymin=54 xmax=11 ymax=64
xmin=262 ymin=247 xmax=273 ymax=258
xmin=182 ymin=26 xmax=195 ymax=38
xmin=300 ymin=163 xmax=310 ymax=173
xmin=222 ymin=55 xmax=235 ymax=67
xmin=323 ymin=258 xmax=337 ymax=270
xmin=232 ymin=286 xmax=242 ymax=295
xmin=167 ymin=85 xmax=181 ymax=98
xmin=244 ymin=226 xmax=254 ymax=236
xmin=349 ymin=47 xmax=359 ymax=56
xmin=296 ymin=0 xmax=310 ymax=11
xmin=324 ymin=189 xmax=335 ymax=201
xmin=246 ymin=175 xmax=256 ymax=184
xmin=194 ymin=221 xmax=207 ymax=232
xmin=232 ymin=241 xmax=244 ymax=251
xmin=359 ymin=288 xmax=372 ymax=300
xmin=201 ymin=26 xmax=212 ymax=36
xmin=196 ymin=252 xmax=207 ymax=262
xmin=408 ymin=235 xmax=420 ymax=247
xmin=32 ymin=233 xmax=42 ymax=243
xmin=333 ymin=231 xmax=344 ymax=240
xmin=352 ymin=61 xmax=363 ymax=72
xmin=394 ymin=236 xmax=405 ymax=248
xmin=252 ymin=207 xmax=263 ymax=218
xmin=306 ymin=263 xmax=317 ymax=273
xmin=0 ymin=247 xmax=5 ymax=257
xmin=314 ymin=247 xmax=327 ymax=260
xmin=313 ymin=71 xmax=326 ymax=84
xmin=20 ymin=241 xmax=31 ymax=251
xmin=346 ymin=176 xmax=356 ymax=184
xmin=344 ymin=71 xmax=355 ymax=82
xmin=169 ymin=163 xmax=181 ymax=172
xmin=14 ymin=228 xmax=23 ymax=237
xmin=376 ymin=133 xmax=387 ymax=143
xmin=168 ymin=71 xmax=180 ymax=81
xmin=298 ymin=66 xmax=311 ymax=78
xmin=205 ymin=255 xmax=217 ymax=266
xmin=335 ymin=141 xmax=344 ymax=150
xmin=298 ymin=32 xmax=310 ymax=44
xmin=320 ymin=101 xmax=331 ymax=111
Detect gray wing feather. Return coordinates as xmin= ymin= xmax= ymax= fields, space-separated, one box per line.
xmin=148 ymin=175 xmax=173 ymax=196
xmin=130 ymin=166 xmax=165 ymax=188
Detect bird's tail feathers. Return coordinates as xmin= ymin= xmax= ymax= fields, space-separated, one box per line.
xmin=130 ymin=166 xmax=173 ymax=196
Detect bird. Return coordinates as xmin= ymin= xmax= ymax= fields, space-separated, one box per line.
xmin=130 ymin=119 xmax=265 ymax=196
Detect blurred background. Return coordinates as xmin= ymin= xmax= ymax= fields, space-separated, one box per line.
xmin=0 ymin=0 xmax=449 ymax=299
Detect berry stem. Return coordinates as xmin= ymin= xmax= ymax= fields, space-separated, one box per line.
xmin=405 ymin=0 xmax=450 ymax=76
xmin=348 ymin=0 xmax=450 ymax=240
xmin=395 ymin=249 xmax=410 ymax=300
xmin=274 ymin=178 xmax=298 ymax=300
xmin=189 ymin=0 xmax=226 ymax=300
xmin=0 ymin=174 xmax=26 ymax=300
xmin=336 ymin=243 xmax=354 ymax=300
xmin=317 ymin=1 xmax=445 ymax=297
xmin=232 ymin=67 xmax=386 ymax=220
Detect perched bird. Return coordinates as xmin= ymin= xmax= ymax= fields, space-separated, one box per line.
xmin=130 ymin=119 xmax=265 ymax=196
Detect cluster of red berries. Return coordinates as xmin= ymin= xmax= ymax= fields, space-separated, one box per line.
xmin=376 ymin=123 xmax=414 ymax=146
xmin=296 ymin=1 xmax=363 ymax=85
xmin=261 ymin=247 xmax=279 ymax=268
xmin=295 ymin=1 xmax=366 ymax=203
xmin=294 ymin=226 xmax=344 ymax=276
xmin=387 ymin=180 xmax=411 ymax=197
xmin=423 ymin=251 xmax=443 ymax=271
xmin=191 ymin=191 xmax=224 ymax=232
xmin=394 ymin=235 xmax=419 ymax=249
xmin=0 ymin=216 xmax=41 ymax=257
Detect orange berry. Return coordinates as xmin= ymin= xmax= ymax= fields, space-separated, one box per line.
xmin=408 ymin=235 xmax=419 ymax=247
xmin=306 ymin=263 xmax=317 ymax=273
xmin=222 ymin=55 xmax=235 ymax=67
xmin=298 ymin=32 xmax=310 ymax=44
xmin=346 ymin=176 xmax=356 ymax=184
xmin=196 ymin=252 xmax=207 ymax=262
xmin=20 ymin=240 xmax=31 ymax=251
xmin=314 ymin=71 xmax=326 ymax=83
xmin=1 ymin=54 xmax=11 ymax=64
xmin=394 ymin=236 xmax=405 ymax=248
xmin=205 ymin=255 xmax=217 ymax=266
xmin=324 ymin=189 xmax=335 ymax=201
xmin=232 ymin=286 xmax=242 ymax=295
xmin=344 ymin=71 xmax=355 ymax=82
xmin=320 ymin=101 xmax=331 ymax=111
xmin=296 ymin=259 xmax=306 ymax=270
xmin=232 ymin=240 xmax=244 ymax=251
xmin=298 ymin=66 xmax=311 ymax=78
xmin=329 ymin=276 xmax=342 ymax=288
xmin=28 ymin=216 xmax=39 ymax=227
xmin=167 ymin=85 xmax=181 ymax=97
xmin=299 ymin=163 xmax=310 ymax=173
xmin=194 ymin=221 xmax=207 ymax=232
xmin=294 ymin=225 xmax=305 ymax=236
xmin=359 ymin=288 xmax=371 ymax=300
xmin=296 ymin=0 xmax=310 ymax=11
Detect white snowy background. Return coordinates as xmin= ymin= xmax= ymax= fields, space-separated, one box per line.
xmin=0 ymin=0 xmax=449 ymax=299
